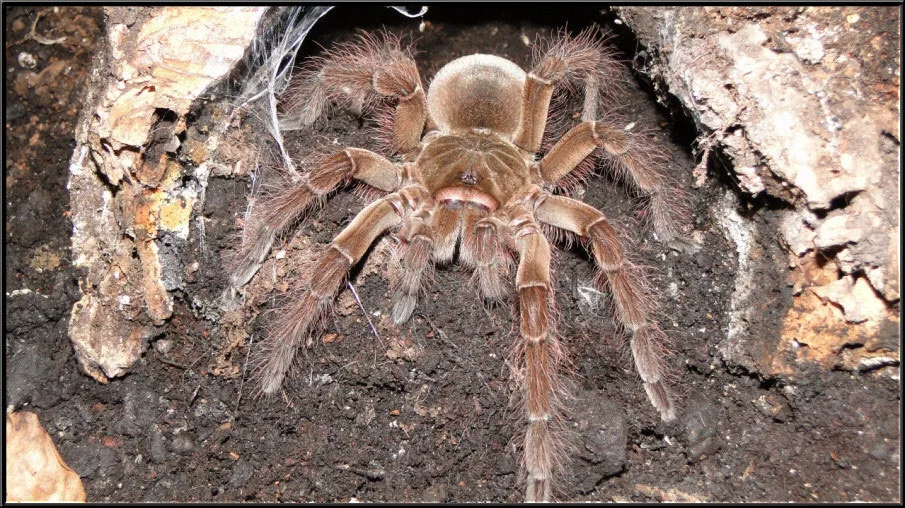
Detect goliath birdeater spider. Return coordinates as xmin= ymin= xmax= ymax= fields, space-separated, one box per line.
xmin=231 ymin=26 xmax=691 ymax=502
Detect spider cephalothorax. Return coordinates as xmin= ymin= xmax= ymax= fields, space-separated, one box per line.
xmin=232 ymin=27 xmax=690 ymax=502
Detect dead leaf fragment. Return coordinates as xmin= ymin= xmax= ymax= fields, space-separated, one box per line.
xmin=635 ymin=483 xmax=705 ymax=503
xmin=385 ymin=337 xmax=421 ymax=361
xmin=5 ymin=411 xmax=86 ymax=503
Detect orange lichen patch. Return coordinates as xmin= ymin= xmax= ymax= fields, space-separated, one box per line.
xmin=131 ymin=189 xmax=160 ymax=237
xmin=777 ymin=253 xmax=899 ymax=373
xmin=131 ymin=185 xmax=196 ymax=241
xmin=158 ymin=194 xmax=195 ymax=236
xmin=111 ymin=184 xmax=176 ymax=325
xmin=135 ymin=239 xmax=173 ymax=324
xmin=782 ymin=291 xmax=864 ymax=365
xmin=158 ymin=157 xmax=186 ymax=191
xmin=186 ymin=136 xmax=211 ymax=166
xmin=134 ymin=153 xmax=168 ymax=188
xmin=135 ymin=152 xmax=186 ymax=190
xmin=755 ymin=346 xmax=795 ymax=378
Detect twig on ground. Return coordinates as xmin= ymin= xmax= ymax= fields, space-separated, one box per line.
xmin=346 ymin=280 xmax=383 ymax=345
xmin=6 ymin=8 xmax=66 ymax=48
xmin=234 ymin=334 xmax=254 ymax=412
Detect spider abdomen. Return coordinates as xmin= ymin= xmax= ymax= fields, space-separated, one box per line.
xmin=427 ymin=54 xmax=526 ymax=138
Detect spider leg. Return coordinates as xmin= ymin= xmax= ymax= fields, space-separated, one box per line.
xmin=255 ymin=193 xmax=405 ymax=395
xmin=462 ymin=214 xmax=513 ymax=301
xmin=535 ymin=194 xmax=676 ymax=421
xmin=430 ymin=203 xmax=462 ymax=265
xmin=510 ymin=205 xmax=565 ymax=503
xmin=538 ymin=120 xmax=691 ymax=251
xmin=459 ymin=207 xmax=487 ymax=268
xmin=232 ymin=148 xmax=401 ymax=288
xmin=283 ymin=31 xmax=427 ymax=153
xmin=391 ymin=200 xmax=433 ymax=324
xmin=514 ymin=26 xmax=619 ymax=153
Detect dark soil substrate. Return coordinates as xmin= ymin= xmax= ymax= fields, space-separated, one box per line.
xmin=4 ymin=5 xmax=900 ymax=503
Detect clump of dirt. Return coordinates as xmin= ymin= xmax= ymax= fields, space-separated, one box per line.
xmin=5 ymin=5 xmax=899 ymax=503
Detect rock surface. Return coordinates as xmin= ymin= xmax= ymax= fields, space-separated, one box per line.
xmin=5 ymin=5 xmax=900 ymax=504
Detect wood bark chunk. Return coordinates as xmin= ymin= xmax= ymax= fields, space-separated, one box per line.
xmin=613 ymin=6 xmax=899 ymax=376
xmin=5 ymin=412 xmax=87 ymax=503
xmin=66 ymin=7 xmax=266 ymax=382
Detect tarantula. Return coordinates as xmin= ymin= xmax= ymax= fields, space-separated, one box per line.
xmin=232 ymin=27 xmax=690 ymax=502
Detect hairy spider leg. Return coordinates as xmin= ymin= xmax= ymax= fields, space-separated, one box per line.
xmin=391 ymin=201 xmax=434 ymax=324
xmin=232 ymin=148 xmax=402 ymax=288
xmin=535 ymin=193 xmax=676 ymax=421
xmin=538 ymin=121 xmax=691 ymax=250
xmin=255 ymin=191 xmax=411 ymax=395
xmin=510 ymin=204 xmax=567 ymax=503
xmin=430 ymin=202 xmax=462 ymax=265
xmin=466 ymin=216 xmax=513 ymax=301
xmin=283 ymin=31 xmax=427 ymax=153
xmin=514 ymin=26 xmax=620 ymax=153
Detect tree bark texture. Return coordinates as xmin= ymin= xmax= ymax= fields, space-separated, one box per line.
xmin=613 ymin=6 xmax=899 ymax=376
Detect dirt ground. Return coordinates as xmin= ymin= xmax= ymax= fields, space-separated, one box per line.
xmin=4 ymin=5 xmax=900 ymax=503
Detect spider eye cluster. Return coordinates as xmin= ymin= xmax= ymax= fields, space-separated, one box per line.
xmin=459 ymin=170 xmax=479 ymax=185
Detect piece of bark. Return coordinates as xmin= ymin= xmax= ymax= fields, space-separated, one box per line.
xmin=613 ymin=6 xmax=899 ymax=302
xmin=613 ymin=6 xmax=899 ymax=376
xmin=66 ymin=7 xmax=267 ymax=382
xmin=5 ymin=412 xmax=86 ymax=503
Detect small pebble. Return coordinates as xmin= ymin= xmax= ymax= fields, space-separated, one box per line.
xmin=752 ymin=393 xmax=790 ymax=422
xmin=54 ymin=416 xmax=73 ymax=431
xmin=683 ymin=401 xmax=722 ymax=462
xmin=17 ymin=52 xmax=37 ymax=69
xmin=5 ymin=102 xmax=26 ymax=122
xmin=149 ymin=425 xmax=167 ymax=463
xmin=422 ymin=484 xmax=448 ymax=503
xmin=169 ymin=431 xmax=195 ymax=453
xmin=153 ymin=339 xmax=174 ymax=354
